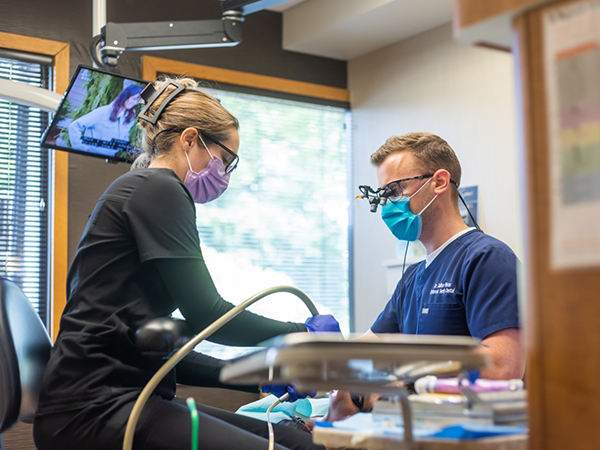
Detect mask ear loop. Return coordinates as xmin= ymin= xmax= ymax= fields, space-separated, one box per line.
xmin=197 ymin=133 xmax=213 ymax=159
xmin=183 ymin=132 xmax=214 ymax=174
xmin=183 ymin=149 xmax=195 ymax=174
xmin=416 ymin=193 xmax=437 ymax=216
xmin=408 ymin=177 xmax=437 ymax=215
xmin=408 ymin=176 xmax=433 ymax=199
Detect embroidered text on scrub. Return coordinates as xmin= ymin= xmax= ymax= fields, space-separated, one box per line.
xmin=430 ymin=282 xmax=456 ymax=295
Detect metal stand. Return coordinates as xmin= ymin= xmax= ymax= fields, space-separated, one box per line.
xmin=398 ymin=388 xmax=416 ymax=450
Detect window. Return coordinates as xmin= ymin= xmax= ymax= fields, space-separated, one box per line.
xmin=194 ymin=89 xmax=352 ymax=359
xmin=0 ymin=55 xmax=51 ymax=324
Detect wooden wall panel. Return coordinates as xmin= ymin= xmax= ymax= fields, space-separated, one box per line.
xmin=511 ymin=14 xmax=545 ymax=450
xmin=453 ymin=0 xmax=548 ymax=29
xmin=512 ymin=2 xmax=600 ymax=449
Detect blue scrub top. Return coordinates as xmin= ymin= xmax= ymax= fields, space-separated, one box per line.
xmin=371 ymin=230 xmax=519 ymax=339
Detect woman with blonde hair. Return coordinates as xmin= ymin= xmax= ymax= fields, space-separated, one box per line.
xmin=34 ymin=77 xmax=335 ymax=450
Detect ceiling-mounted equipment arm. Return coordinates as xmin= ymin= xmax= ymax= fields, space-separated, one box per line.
xmin=90 ymin=10 xmax=243 ymax=72
xmin=89 ymin=0 xmax=292 ymax=72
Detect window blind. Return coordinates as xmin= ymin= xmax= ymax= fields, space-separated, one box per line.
xmin=0 ymin=56 xmax=50 ymax=324
xmin=192 ymin=89 xmax=352 ymax=359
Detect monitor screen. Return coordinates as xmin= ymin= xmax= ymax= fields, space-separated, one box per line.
xmin=41 ymin=65 xmax=149 ymax=163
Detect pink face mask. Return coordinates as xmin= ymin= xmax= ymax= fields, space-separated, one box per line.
xmin=183 ymin=135 xmax=230 ymax=204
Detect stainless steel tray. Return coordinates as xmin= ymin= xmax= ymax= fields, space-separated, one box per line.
xmin=220 ymin=333 xmax=488 ymax=394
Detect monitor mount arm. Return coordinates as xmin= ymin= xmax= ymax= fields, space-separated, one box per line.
xmin=90 ymin=0 xmax=289 ymax=73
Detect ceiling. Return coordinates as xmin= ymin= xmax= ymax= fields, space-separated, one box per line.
xmin=267 ymin=0 xmax=305 ymax=12
xmin=267 ymin=0 xmax=453 ymax=61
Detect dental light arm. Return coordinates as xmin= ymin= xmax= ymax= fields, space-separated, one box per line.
xmin=0 ymin=78 xmax=61 ymax=113
xmin=123 ymin=285 xmax=319 ymax=450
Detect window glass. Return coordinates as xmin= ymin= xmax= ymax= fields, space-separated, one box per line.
xmin=0 ymin=56 xmax=50 ymax=324
xmin=192 ymin=89 xmax=351 ymax=359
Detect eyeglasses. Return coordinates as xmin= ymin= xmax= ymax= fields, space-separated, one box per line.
xmin=198 ymin=130 xmax=239 ymax=174
xmin=167 ymin=127 xmax=239 ymax=174
xmin=381 ymin=174 xmax=434 ymax=198
xmin=357 ymin=173 xmax=465 ymax=214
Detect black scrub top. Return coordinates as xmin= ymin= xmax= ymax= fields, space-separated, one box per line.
xmin=37 ymin=168 xmax=305 ymax=415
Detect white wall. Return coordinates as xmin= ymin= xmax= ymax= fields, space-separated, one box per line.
xmin=350 ymin=23 xmax=521 ymax=332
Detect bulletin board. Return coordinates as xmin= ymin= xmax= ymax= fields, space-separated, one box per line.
xmin=543 ymin=0 xmax=600 ymax=269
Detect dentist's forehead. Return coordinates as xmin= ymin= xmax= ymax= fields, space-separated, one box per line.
xmin=376 ymin=151 xmax=418 ymax=188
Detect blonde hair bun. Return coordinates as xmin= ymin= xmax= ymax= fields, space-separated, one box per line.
xmin=132 ymin=76 xmax=238 ymax=170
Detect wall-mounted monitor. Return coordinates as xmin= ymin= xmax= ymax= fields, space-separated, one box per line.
xmin=41 ymin=65 xmax=149 ymax=163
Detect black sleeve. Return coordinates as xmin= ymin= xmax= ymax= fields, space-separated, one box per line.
xmin=153 ymin=258 xmax=308 ymax=346
xmin=177 ymin=351 xmax=259 ymax=393
xmin=124 ymin=171 xmax=203 ymax=262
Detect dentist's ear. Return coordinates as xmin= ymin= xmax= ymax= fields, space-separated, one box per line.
xmin=433 ymin=169 xmax=451 ymax=195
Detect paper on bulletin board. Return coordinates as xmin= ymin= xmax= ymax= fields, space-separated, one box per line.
xmin=544 ymin=0 xmax=600 ymax=269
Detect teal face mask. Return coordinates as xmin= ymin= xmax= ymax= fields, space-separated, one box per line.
xmin=381 ymin=177 xmax=437 ymax=241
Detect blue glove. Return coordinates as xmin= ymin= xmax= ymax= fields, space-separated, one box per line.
xmin=305 ymin=314 xmax=341 ymax=333
xmin=261 ymin=383 xmax=317 ymax=402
